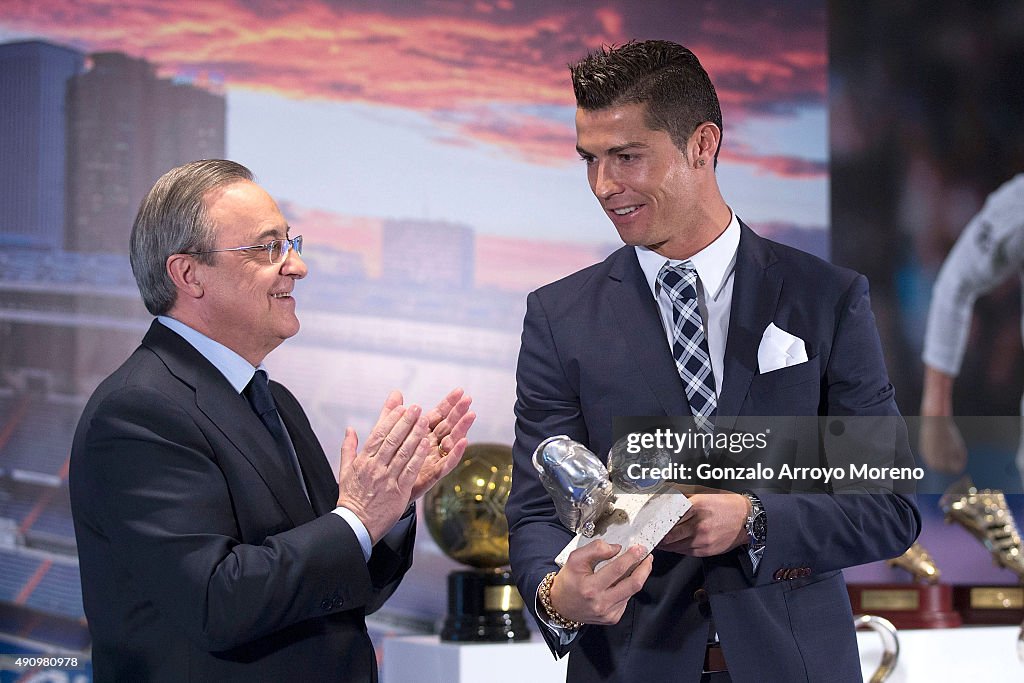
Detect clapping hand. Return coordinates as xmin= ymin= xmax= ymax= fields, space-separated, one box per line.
xmin=412 ymin=387 xmax=476 ymax=500
xmin=335 ymin=389 xmax=475 ymax=543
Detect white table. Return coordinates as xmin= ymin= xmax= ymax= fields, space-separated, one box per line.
xmin=857 ymin=625 xmax=1021 ymax=682
xmin=384 ymin=635 xmax=567 ymax=683
xmin=383 ymin=626 xmax=1023 ymax=682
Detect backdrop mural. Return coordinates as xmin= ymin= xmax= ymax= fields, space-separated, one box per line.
xmin=832 ymin=0 xmax=1024 ymax=586
xmin=0 ymin=0 xmax=897 ymax=676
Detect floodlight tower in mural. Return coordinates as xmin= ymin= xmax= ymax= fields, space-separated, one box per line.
xmin=58 ymin=51 xmax=227 ymax=389
xmin=0 ymin=44 xmax=227 ymax=393
xmin=380 ymin=219 xmax=476 ymax=322
xmin=0 ymin=41 xmax=85 ymax=391
xmin=65 ymin=51 xmax=226 ymax=254
xmin=0 ymin=41 xmax=84 ymax=250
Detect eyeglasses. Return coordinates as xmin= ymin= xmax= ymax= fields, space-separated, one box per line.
xmin=187 ymin=235 xmax=303 ymax=265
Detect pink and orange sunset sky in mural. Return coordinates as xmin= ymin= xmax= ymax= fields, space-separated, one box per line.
xmin=0 ymin=0 xmax=827 ymax=241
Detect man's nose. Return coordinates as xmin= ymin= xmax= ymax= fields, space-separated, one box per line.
xmin=282 ymin=248 xmax=308 ymax=279
xmin=593 ymin=162 xmax=622 ymax=200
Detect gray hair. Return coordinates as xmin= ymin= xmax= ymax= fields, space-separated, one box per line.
xmin=129 ymin=159 xmax=255 ymax=315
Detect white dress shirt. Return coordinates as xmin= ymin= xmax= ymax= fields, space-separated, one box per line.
xmin=634 ymin=211 xmax=741 ymax=395
xmin=542 ymin=214 xmax=754 ymax=644
xmin=635 ymin=213 xmax=763 ymax=575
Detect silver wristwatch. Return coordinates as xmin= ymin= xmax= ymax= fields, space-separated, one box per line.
xmin=742 ymin=492 xmax=766 ymax=558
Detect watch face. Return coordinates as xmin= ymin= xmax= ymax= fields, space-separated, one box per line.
xmin=752 ymin=513 xmax=767 ymax=542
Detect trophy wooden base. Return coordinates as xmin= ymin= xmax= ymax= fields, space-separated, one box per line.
xmin=847 ymin=583 xmax=962 ymax=629
xmin=952 ymin=585 xmax=1024 ymax=625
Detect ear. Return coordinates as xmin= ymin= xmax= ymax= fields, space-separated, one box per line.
xmin=166 ymin=253 xmax=204 ymax=300
xmin=690 ymin=122 xmax=721 ymax=168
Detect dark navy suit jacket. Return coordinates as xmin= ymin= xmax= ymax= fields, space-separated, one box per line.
xmin=506 ymin=223 xmax=920 ymax=682
xmin=70 ymin=321 xmax=414 ymax=682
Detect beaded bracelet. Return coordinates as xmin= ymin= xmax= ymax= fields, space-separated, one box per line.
xmin=538 ymin=571 xmax=584 ymax=630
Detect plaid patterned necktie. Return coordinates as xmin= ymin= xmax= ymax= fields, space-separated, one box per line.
xmin=658 ymin=261 xmax=717 ymax=448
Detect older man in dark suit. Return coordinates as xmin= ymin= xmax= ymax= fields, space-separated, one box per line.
xmin=70 ymin=159 xmax=475 ymax=682
xmin=506 ymin=41 xmax=920 ymax=683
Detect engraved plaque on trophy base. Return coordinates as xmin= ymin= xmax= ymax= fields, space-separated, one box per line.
xmin=441 ymin=569 xmax=530 ymax=642
xmin=953 ymin=585 xmax=1024 ymax=625
xmin=847 ymin=583 xmax=962 ymax=629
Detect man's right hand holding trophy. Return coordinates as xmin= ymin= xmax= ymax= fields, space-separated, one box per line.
xmin=531 ymin=434 xmax=744 ymax=629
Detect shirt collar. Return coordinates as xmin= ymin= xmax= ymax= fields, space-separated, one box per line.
xmin=157 ymin=315 xmax=264 ymax=393
xmin=635 ymin=211 xmax=740 ymax=301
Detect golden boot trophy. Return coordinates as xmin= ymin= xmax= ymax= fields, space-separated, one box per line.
xmin=942 ymin=477 xmax=1024 ymax=624
xmin=848 ymin=539 xmax=960 ymax=628
xmin=886 ymin=541 xmax=941 ymax=584
xmin=940 ymin=476 xmax=1024 ymax=580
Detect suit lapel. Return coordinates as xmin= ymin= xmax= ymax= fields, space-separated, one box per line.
xmin=717 ymin=223 xmax=782 ymax=432
xmin=273 ymin=386 xmax=339 ymax=517
xmin=607 ymin=247 xmax=689 ymax=417
xmin=142 ymin=321 xmax=316 ymax=526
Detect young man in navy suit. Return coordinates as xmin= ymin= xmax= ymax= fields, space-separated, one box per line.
xmin=506 ymin=41 xmax=920 ymax=682
xmin=70 ymin=159 xmax=475 ymax=682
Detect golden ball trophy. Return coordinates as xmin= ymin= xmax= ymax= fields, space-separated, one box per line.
xmin=424 ymin=443 xmax=529 ymax=642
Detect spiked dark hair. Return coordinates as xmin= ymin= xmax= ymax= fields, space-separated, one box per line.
xmin=570 ymin=40 xmax=723 ymax=164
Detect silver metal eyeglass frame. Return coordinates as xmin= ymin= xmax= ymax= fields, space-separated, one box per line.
xmin=187 ymin=235 xmax=303 ymax=265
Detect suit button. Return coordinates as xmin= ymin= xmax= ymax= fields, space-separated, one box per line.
xmin=693 ymin=588 xmax=711 ymax=618
xmin=333 ymin=597 xmax=344 ymax=609
xmin=773 ymin=569 xmax=785 ymax=581
xmin=800 ymin=567 xmax=811 ymax=578
xmin=320 ymin=599 xmax=331 ymax=610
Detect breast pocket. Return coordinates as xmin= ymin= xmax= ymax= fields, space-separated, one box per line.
xmin=748 ymin=355 xmax=821 ymax=411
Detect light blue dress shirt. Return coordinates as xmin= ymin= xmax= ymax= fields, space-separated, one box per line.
xmin=155 ymin=315 xmax=402 ymax=562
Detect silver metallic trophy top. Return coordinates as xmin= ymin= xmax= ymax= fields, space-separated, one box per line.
xmin=607 ymin=434 xmax=672 ymax=493
xmin=532 ymin=435 xmax=614 ymax=537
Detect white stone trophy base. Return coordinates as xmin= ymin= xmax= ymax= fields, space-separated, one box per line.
xmin=555 ymin=487 xmax=691 ymax=570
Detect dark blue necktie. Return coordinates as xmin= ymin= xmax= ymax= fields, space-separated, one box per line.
xmin=245 ymin=369 xmax=309 ymax=500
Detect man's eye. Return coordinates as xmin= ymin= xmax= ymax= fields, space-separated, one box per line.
xmin=618 ymin=153 xmax=634 ymax=162
xmin=578 ymin=155 xmax=595 ymax=164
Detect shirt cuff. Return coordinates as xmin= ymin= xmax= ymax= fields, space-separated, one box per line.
xmin=748 ymin=545 xmax=763 ymax=573
xmin=379 ymin=507 xmax=415 ymax=553
xmin=333 ymin=507 xmax=372 ymax=562
xmin=534 ymin=591 xmax=579 ymax=646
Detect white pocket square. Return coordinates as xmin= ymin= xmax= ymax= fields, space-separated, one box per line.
xmin=757 ymin=323 xmax=808 ymax=374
